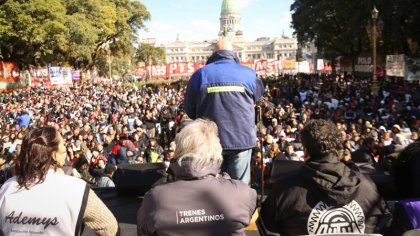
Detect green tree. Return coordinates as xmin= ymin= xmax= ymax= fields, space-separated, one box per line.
xmin=291 ymin=0 xmax=374 ymax=67
xmin=379 ymin=0 xmax=420 ymax=56
xmin=291 ymin=0 xmax=420 ymax=66
xmin=0 ymin=0 xmax=151 ymax=70
xmin=0 ymin=0 xmax=68 ymax=66
xmin=135 ymin=43 xmax=166 ymax=65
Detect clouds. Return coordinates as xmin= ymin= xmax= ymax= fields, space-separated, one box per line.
xmin=279 ymin=11 xmax=293 ymax=27
xmin=151 ymin=22 xmax=173 ymax=31
xmin=242 ymin=5 xmax=294 ymax=40
xmin=138 ymin=0 xmax=295 ymax=43
xmin=237 ymin=0 xmax=258 ymax=9
xmin=141 ymin=18 xmax=219 ymax=43
xmin=189 ymin=19 xmax=218 ymax=32
xmin=178 ymin=19 xmax=219 ymax=41
xmin=140 ymin=21 xmax=175 ymax=39
xmin=256 ymin=19 xmax=270 ymax=27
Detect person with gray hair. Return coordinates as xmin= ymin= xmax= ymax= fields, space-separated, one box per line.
xmin=137 ymin=119 xmax=257 ymax=236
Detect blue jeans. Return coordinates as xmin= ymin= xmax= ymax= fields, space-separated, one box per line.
xmin=220 ymin=149 xmax=252 ymax=184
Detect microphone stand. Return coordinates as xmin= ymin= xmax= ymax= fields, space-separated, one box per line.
xmin=256 ymin=103 xmax=265 ymax=206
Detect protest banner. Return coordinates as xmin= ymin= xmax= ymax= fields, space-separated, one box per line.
xmin=254 ymin=59 xmax=280 ymax=76
xmin=72 ymin=70 xmax=81 ymax=81
xmin=0 ymin=62 xmax=23 ymax=91
xmin=0 ymin=62 xmax=21 ymax=83
xmin=405 ymin=58 xmax=420 ymax=81
xmin=317 ymin=59 xmax=325 ymax=71
xmin=29 ymin=65 xmax=50 ymax=87
xmin=354 ymin=56 xmax=372 ymax=73
xmin=386 ymin=54 xmax=405 ymax=77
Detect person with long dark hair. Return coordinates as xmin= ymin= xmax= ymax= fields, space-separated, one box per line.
xmin=0 ymin=126 xmax=118 ymax=235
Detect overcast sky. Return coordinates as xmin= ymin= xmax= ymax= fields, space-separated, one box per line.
xmin=138 ymin=0 xmax=295 ymax=44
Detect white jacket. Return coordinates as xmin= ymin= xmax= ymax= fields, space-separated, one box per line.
xmin=0 ymin=170 xmax=88 ymax=236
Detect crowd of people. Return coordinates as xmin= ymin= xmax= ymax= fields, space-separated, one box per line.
xmin=0 ymin=36 xmax=419 ymax=235
xmin=252 ymin=73 xmax=419 ymax=186
xmin=0 ymin=72 xmax=418 ymax=187
xmin=0 ymin=82 xmax=188 ymax=186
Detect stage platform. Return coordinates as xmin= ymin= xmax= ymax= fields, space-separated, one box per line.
xmin=82 ymin=161 xmax=396 ymax=236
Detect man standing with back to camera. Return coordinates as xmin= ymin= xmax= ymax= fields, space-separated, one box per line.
xmin=184 ymin=37 xmax=264 ymax=183
xmin=257 ymin=119 xmax=389 ymax=235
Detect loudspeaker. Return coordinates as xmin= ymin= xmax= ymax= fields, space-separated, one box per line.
xmin=115 ymin=163 xmax=167 ymax=196
xmin=269 ymin=160 xmax=303 ymax=184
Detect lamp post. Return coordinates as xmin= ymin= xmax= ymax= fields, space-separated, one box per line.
xmin=371 ymin=6 xmax=379 ymax=97
xmin=107 ymin=49 xmax=112 ymax=81
xmin=148 ymin=54 xmax=152 ymax=81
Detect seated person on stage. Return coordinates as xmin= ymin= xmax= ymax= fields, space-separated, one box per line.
xmin=385 ymin=142 xmax=420 ymax=235
xmin=257 ymin=119 xmax=389 ymax=236
xmin=137 ymin=119 xmax=257 ymax=236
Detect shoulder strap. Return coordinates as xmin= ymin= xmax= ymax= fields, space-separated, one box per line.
xmin=75 ymin=184 xmax=90 ymax=236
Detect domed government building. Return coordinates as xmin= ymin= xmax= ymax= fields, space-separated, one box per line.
xmin=146 ymin=0 xmax=298 ymax=64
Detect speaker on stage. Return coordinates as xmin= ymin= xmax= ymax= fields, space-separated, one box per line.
xmin=115 ymin=163 xmax=167 ymax=196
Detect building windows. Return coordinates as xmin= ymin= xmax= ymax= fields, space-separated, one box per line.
xmin=164 ymin=39 xmax=298 ymax=63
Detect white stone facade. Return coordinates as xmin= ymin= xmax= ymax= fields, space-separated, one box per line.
xmin=161 ymin=0 xmax=298 ymax=63
xmin=164 ymin=37 xmax=297 ymax=64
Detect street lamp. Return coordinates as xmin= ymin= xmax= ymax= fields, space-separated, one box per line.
xmin=371 ymin=6 xmax=379 ymax=96
xmin=107 ymin=49 xmax=112 ymax=81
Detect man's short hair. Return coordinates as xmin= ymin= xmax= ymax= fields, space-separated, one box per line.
xmin=174 ymin=119 xmax=223 ymax=170
xmin=285 ymin=142 xmax=294 ymax=148
xmin=301 ymin=119 xmax=342 ymax=160
xmin=363 ymin=137 xmax=375 ymax=146
xmin=214 ymin=38 xmax=233 ymax=51
xmin=105 ymin=164 xmax=117 ymax=175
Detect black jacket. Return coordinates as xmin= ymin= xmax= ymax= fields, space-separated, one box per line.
xmin=351 ymin=146 xmax=375 ymax=164
xmin=257 ymin=155 xmax=389 ymax=236
xmin=384 ymin=199 xmax=420 ymax=235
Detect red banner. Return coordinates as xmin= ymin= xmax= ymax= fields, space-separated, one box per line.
xmin=134 ymin=66 xmax=146 ymax=77
xmin=29 ymin=65 xmax=51 ymax=87
xmin=134 ymin=62 xmax=206 ymax=79
xmin=0 ymin=62 xmax=20 ymax=83
xmin=254 ymin=59 xmax=279 ymax=76
xmin=166 ymin=62 xmax=205 ymax=77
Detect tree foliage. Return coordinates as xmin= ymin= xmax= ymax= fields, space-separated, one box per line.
xmin=0 ymin=0 xmax=150 ymax=71
xmin=291 ymin=0 xmax=420 ymax=61
xmin=135 ymin=43 xmax=166 ymax=65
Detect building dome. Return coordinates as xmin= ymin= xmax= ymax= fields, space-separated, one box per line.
xmin=221 ymin=0 xmax=240 ymax=15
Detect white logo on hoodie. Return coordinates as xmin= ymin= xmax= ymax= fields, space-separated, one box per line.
xmin=307 ymin=200 xmax=365 ymax=235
